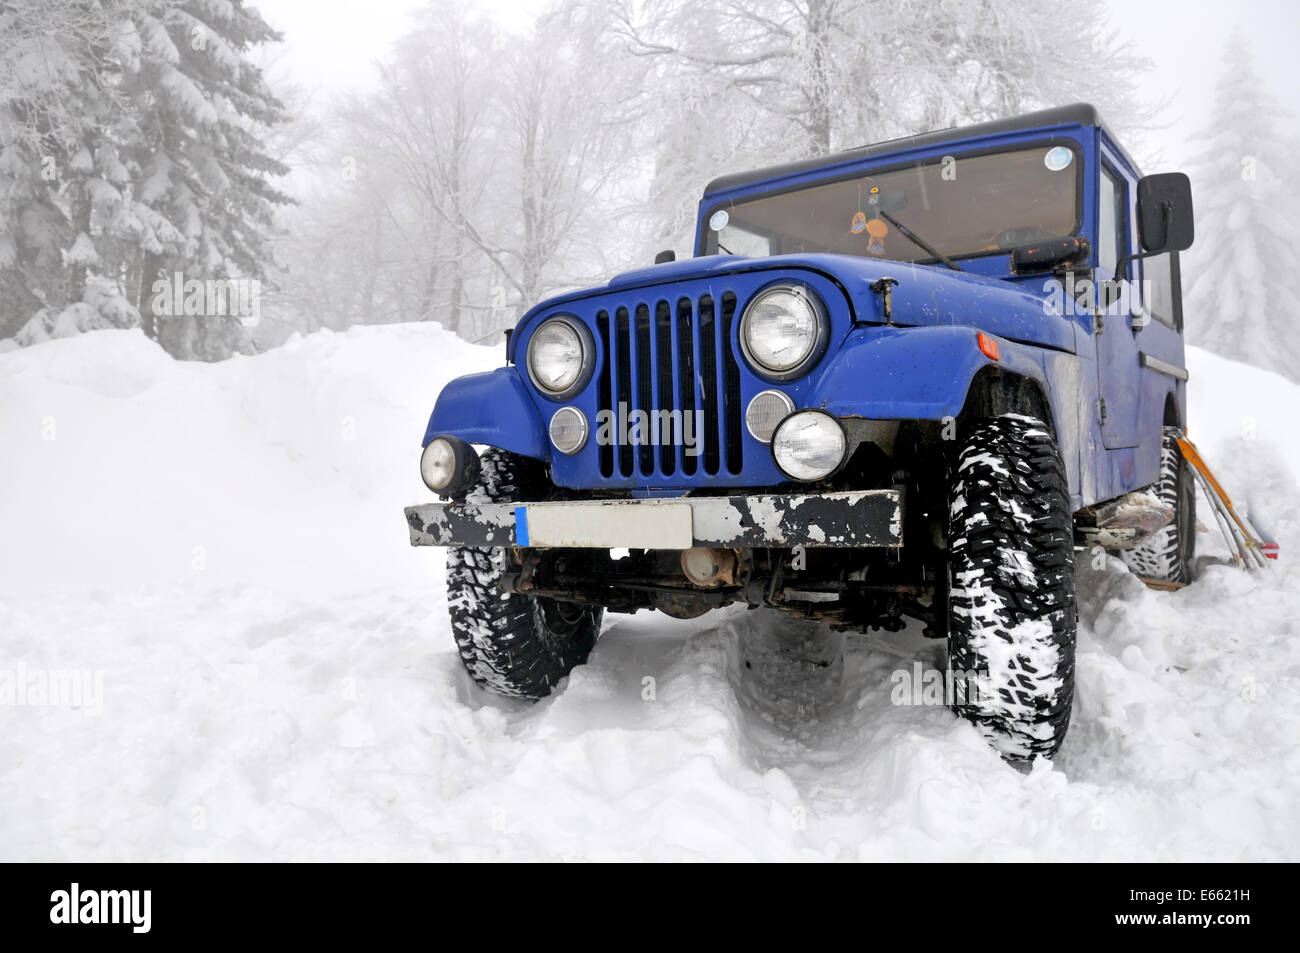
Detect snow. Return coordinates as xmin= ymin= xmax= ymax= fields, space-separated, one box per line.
xmin=65 ymin=232 xmax=98 ymax=267
xmin=2 ymin=327 xmax=1299 ymax=860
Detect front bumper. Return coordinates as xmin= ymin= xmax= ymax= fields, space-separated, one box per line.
xmin=404 ymin=489 xmax=903 ymax=550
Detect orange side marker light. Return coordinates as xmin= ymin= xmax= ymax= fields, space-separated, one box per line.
xmin=977 ymin=332 xmax=1000 ymax=361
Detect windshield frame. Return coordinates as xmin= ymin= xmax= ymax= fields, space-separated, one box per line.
xmin=696 ymin=138 xmax=1086 ymax=269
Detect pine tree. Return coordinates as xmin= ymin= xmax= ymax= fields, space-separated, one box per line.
xmin=0 ymin=0 xmax=129 ymax=340
xmin=1182 ymin=31 xmax=1300 ymax=381
xmin=122 ymin=0 xmax=292 ymax=360
xmin=0 ymin=0 xmax=292 ymax=360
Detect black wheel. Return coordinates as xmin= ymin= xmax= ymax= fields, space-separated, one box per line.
xmin=947 ymin=414 xmax=1078 ymax=764
xmin=445 ymin=448 xmax=602 ymax=699
xmin=1121 ymin=426 xmax=1196 ymax=585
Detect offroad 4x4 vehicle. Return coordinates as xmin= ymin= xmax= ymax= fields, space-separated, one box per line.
xmin=405 ymin=104 xmax=1197 ymax=764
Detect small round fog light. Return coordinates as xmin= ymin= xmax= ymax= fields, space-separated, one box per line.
xmin=745 ymin=389 xmax=794 ymax=443
xmin=771 ymin=410 xmax=847 ymax=482
xmin=549 ymin=407 xmax=588 ymax=455
xmin=420 ymin=435 xmax=480 ymax=497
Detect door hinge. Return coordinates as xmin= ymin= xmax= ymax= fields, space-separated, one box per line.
xmin=1093 ymin=311 xmax=1105 ymax=334
xmin=1097 ymin=397 xmax=1108 ymax=423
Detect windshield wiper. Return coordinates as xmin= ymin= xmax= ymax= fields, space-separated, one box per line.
xmin=878 ymin=210 xmax=961 ymax=271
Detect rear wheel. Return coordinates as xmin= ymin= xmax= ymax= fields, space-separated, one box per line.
xmin=1121 ymin=426 xmax=1196 ymax=585
xmin=947 ymin=414 xmax=1078 ymax=764
xmin=445 ymin=448 xmax=602 ymax=699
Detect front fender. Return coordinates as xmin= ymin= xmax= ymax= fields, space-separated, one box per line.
xmin=810 ymin=325 xmax=1053 ymax=420
xmin=422 ymin=367 xmax=549 ymax=460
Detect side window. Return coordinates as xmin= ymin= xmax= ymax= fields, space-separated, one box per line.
xmin=1097 ymin=166 xmax=1125 ymax=275
xmin=1142 ymin=252 xmax=1178 ymax=328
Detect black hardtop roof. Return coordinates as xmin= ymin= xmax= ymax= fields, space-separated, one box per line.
xmin=703 ymin=103 xmax=1110 ymax=196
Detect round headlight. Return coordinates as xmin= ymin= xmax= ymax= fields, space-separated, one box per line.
xmin=421 ymin=438 xmax=455 ymax=491
xmin=740 ymin=285 xmax=825 ymax=378
xmin=549 ymin=407 xmax=588 ymax=455
xmin=745 ymin=389 xmax=794 ymax=443
xmin=527 ymin=318 xmax=588 ymax=397
xmin=772 ymin=410 xmax=847 ymax=482
xmin=420 ymin=435 xmax=480 ymax=497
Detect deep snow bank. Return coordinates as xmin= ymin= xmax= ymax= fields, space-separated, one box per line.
xmin=2 ymin=328 xmax=1298 ymax=860
xmin=0 ymin=324 xmax=496 ymax=598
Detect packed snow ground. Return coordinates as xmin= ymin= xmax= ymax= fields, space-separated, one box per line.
xmin=2 ymin=325 xmax=1298 ymax=861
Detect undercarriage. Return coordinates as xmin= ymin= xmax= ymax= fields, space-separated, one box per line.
xmin=498 ymin=543 xmax=947 ymax=634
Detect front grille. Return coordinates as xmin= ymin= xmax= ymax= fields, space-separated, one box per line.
xmin=595 ymin=291 xmax=744 ymax=480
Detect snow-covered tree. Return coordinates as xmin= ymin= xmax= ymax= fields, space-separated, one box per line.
xmin=608 ymin=0 xmax=1156 ymax=249
xmin=472 ymin=5 xmax=639 ymax=313
xmin=263 ymin=1 xmax=497 ymax=342
xmin=270 ymin=133 xmax=431 ymax=337
xmin=0 ymin=0 xmax=292 ymax=360
xmin=613 ymin=0 xmax=1156 ymax=154
xmin=1182 ymin=31 xmax=1300 ymax=382
xmin=271 ymin=0 xmax=641 ymax=346
xmin=121 ymin=0 xmax=292 ymax=360
xmin=0 ymin=0 xmax=131 ymax=339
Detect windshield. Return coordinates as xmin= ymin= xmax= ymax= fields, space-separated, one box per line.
xmin=702 ymin=143 xmax=1081 ymax=265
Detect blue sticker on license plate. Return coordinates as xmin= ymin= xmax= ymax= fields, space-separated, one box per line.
xmin=514 ymin=505 xmax=529 ymax=546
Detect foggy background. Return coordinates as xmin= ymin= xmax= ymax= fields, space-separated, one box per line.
xmin=3 ymin=0 xmax=1297 ymax=375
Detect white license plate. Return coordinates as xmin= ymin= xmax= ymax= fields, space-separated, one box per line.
xmin=515 ymin=501 xmax=693 ymax=549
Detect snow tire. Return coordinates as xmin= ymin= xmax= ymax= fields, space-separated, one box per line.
xmin=947 ymin=414 xmax=1078 ymax=764
xmin=1120 ymin=426 xmax=1196 ymax=585
xmin=445 ymin=448 xmax=602 ymax=699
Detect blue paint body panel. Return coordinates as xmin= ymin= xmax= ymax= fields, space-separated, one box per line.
xmin=421 ymin=106 xmax=1188 ymax=515
xmin=422 ymin=367 xmax=549 ymax=461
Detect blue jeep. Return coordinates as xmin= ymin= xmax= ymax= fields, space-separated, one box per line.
xmin=405 ymin=103 xmax=1196 ymax=763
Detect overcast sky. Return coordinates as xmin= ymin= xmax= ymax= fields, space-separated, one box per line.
xmin=252 ymin=0 xmax=1300 ymax=170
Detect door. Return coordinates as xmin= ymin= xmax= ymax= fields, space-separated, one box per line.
xmin=1094 ymin=154 xmax=1142 ymax=448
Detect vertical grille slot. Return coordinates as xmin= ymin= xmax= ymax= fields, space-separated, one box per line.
xmin=721 ymin=292 xmax=743 ymax=474
xmin=676 ymin=297 xmax=698 ymax=476
xmin=614 ymin=306 xmax=633 ymax=477
xmin=655 ymin=300 xmax=676 ymax=476
xmin=698 ymin=295 xmax=720 ymax=476
xmin=634 ymin=303 xmax=654 ymax=476
xmin=595 ymin=310 xmax=613 ymax=477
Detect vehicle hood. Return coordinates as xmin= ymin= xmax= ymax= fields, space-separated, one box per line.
xmin=509 ymin=252 xmax=1074 ymax=359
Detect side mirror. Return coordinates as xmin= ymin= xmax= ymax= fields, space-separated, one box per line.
xmin=654 ymin=249 xmax=676 ymax=264
xmin=1137 ymin=173 xmax=1194 ymax=253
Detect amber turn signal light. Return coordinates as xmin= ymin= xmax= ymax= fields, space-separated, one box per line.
xmin=977 ymin=332 xmax=1000 ymax=362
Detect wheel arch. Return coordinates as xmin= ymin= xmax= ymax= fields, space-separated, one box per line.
xmin=423 ymin=367 xmax=550 ymax=461
xmin=957 ymin=365 xmax=1055 ymax=434
xmin=1163 ymin=390 xmax=1184 ymax=429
